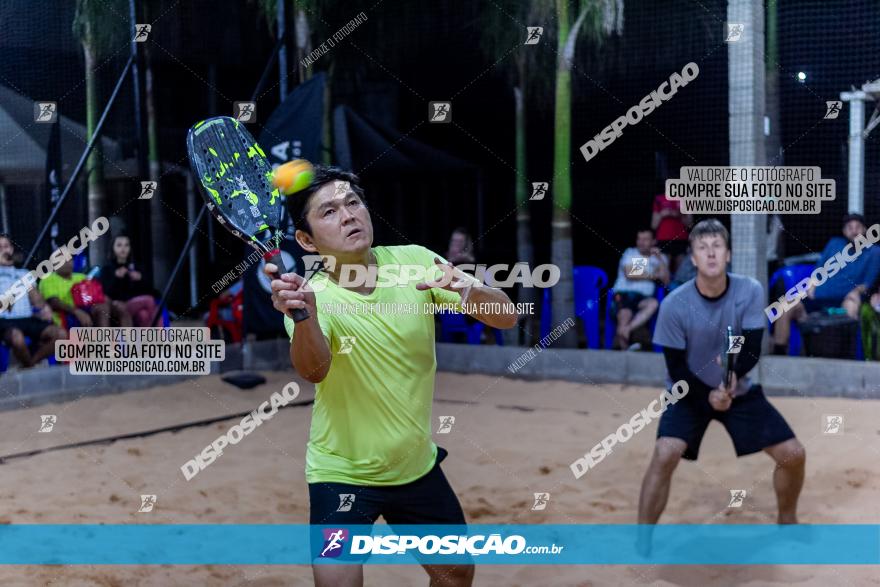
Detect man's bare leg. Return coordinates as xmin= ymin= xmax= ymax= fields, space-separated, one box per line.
xmin=772 ymin=303 xmax=804 ymax=348
xmin=764 ymin=438 xmax=806 ymax=524
xmin=313 ymin=564 xmax=362 ymax=587
xmin=843 ymin=291 xmax=861 ymax=319
xmin=638 ymin=437 xmax=686 ymax=523
xmin=31 ymin=325 xmax=66 ymax=364
xmin=615 ymin=309 xmax=633 ymax=349
xmin=628 ymin=298 xmax=659 ymax=333
xmin=637 ymin=437 xmax=687 ymax=555
xmin=3 ymin=328 xmax=33 ymax=367
xmin=423 ymin=563 xmax=474 ymax=586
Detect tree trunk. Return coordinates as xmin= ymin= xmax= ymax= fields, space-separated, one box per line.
xmin=514 ymin=76 xmax=535 ymax=346
xmin=321 ymin=63 xmax=333 ymax=164
xmin=550 ymin=0 xmax=578 ymax=348
xmin=765 ymin=0 xmax=781 ymax=165
xmin=83 ymin=34 xmax=107 ymax=266
xmin=144 ymin=38 xmax=171 ymax=291
xmin=765 ymin=0 xmax=784 ymax=264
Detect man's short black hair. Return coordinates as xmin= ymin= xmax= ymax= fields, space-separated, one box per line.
xmin=285 ymin=165 xmax=366 ymax=235
xmin=637 ymin=227 xmax=654 ymax=236
xmin=843 ymin=212 xmax=867 ymax=227
xmin=689 ymin=218 xmax=729 ymax=249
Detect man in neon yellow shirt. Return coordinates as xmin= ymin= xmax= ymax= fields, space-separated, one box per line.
xmin=39 ymin=259 xmax=131 ymax=327
xmin=266 ymin=166 xmax=517 ymax=587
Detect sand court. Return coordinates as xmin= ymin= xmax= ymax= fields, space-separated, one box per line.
xmin=0 ymin=371 xmax=878 ymax=585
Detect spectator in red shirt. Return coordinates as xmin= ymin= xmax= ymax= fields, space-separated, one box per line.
xmin=651 ymin=193 xmax=692 ymax=273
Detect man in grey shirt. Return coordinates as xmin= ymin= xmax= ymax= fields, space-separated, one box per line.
xmin=637 ymin=220 xmax=805 ymax=544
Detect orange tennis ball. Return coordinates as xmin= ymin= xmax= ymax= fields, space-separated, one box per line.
xmin=272 ymin=159 xmax=314 ymax=195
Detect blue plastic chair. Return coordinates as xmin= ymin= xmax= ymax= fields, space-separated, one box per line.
xmin=768 ymin=264 xmax=814 ymax=356
xmin=541 ymin=266 xmax=608 ymax=349
xmin=0 ymin=336 xmax=58 ymax=372
xmin=72 ymin=252 xmax=89 ymax=273
xmin=438 ymin=311 xmax=503 ymax=345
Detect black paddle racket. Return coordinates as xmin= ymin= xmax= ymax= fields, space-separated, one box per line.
xmin=724 ymin=325 xmax=736 ymax=390
xmin=186 ymin=116 xmax=309 ymax=322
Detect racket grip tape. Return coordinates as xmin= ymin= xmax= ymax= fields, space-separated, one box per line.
xmin=264 ymin=249 xmax=310 ymax=323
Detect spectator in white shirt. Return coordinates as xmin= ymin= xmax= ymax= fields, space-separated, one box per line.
xmin=611 ymin=229 xmax=670 ymax=350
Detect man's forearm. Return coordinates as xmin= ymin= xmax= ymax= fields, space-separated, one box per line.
xmin=46 ymin=298 xmax=76 ymax=313
xmin=291 ymin=316 xmax=331 ymax=383
xmin=461 ymin=285 xmax=518 ymax=329
xmin=28 ymin=288 xmax=46 ymax=309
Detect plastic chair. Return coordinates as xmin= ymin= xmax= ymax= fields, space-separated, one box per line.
xmin=72 ymin=252 xmax=89 ymax=273
xmin=541 ymin=266 xmax=608 ymax=349
xmin=768 ymin=264 xmax=815 ymax=356
xmin=438 ymin=311 xmax=503 ymax=346
xmin=0 ymin=336 xmax=58 ymax=372
xmin=206 ymin=290 xmax=243 ymax=343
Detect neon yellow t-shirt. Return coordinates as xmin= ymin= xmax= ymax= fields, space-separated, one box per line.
xmin=284 ymin=245 xmax=463 ymax=486
xmin=39 ymin=272 xmax=87 ymax=325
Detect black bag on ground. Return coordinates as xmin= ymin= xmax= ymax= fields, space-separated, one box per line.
xmin=800 ymin=312 xmax=859 ymax=359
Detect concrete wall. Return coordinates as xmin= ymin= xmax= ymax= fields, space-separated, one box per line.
xmin=1 ymin=341 xmax=877 ymax=412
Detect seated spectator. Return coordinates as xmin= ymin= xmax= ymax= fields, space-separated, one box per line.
xmin=0 ymin=235 xmax=66 ymax=368
xmin=101 ymin=234 xmax=159 ymax=327
xmin=772 ymin=213 xmax=880 ymax=355
xmin=651 ymin=193 xmax=692 ymax=273
xmin=445 ymin=227 xmax=475 ymax=265
xmin=39 ymin=259 xmax=132 ymax=327
xmin=611 ymin=229 xmax=670 ymax=350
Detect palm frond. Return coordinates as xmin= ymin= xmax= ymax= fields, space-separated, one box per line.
xmin=72 ymin=0 xmax=127 ymax=57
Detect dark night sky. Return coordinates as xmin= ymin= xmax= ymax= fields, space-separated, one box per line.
xmin=2 ymin=0 xmax=879 ymax=310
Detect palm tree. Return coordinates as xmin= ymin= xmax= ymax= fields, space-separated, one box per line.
xmin=137 ymin=0 xmax=172 ymax=290
xmin=479 ymin=0 xmax=551 ymax=344
xmin=73 ymin=0 xmax=126 ymax=265
xmin=549 ymin=0 xmax=622 ymax=347
xmin=254 ymin=0 xmax=332 ymax=162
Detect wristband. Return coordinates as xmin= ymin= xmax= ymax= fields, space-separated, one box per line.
xmin=459 ymin=283 xmax=473 ymax=306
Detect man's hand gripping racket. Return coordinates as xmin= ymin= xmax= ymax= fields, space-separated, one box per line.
xmin=710 ymin=326 xmax=738 ymax=411
xmin=186 ymin=116 xmax=310 ymax=322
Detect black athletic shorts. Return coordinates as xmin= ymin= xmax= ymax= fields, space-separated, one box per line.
xmin=309 ymin=447 xmax=466 ymax=561
xmin=657 ymin=384 xmax=796 ymax=461
xmin=0 ymin=317 xmax=53 ymax=342
xmin=612 ymin=291 xmax=647 ymax=316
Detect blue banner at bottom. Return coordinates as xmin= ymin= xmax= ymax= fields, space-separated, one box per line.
xmin=0 ymin=525 xmax=877 ymax=565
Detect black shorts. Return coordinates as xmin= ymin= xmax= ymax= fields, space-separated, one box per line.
xmin=0 ymin=317 xmax=54 ymax=342
xmin=657 ymin=384 xmax=796 ymax=460
xmin=802 ymin=297 xmax=840 ymax=313
xmin=309 ymin=447 xmax=466 ymax=561
xmin=612 ymin=291 xmax=647 ymax=316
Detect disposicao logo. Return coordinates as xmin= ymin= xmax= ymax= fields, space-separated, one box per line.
xmin=320 ymin=528 xmax=349 ymax=558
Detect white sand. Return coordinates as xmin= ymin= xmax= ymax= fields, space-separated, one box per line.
xmin=0 ymin=370 xmax=878 ymax=586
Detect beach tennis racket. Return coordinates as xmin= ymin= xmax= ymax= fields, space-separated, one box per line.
xmin=724 ymin=325 xmax=736 ymax=390
xmin=186 ymin=116 xmax=309 ymax=322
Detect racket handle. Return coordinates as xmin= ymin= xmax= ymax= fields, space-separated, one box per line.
xmin=264 ymin=249 xmax=310 ymax=323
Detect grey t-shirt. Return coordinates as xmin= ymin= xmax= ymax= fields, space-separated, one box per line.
xmin=652 ymin=273 xmax=766 ymax=396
